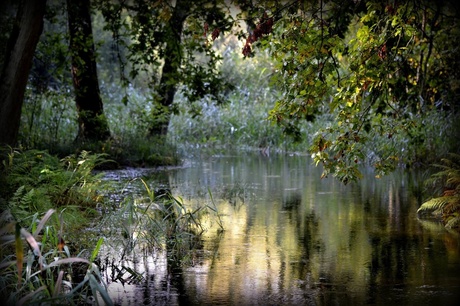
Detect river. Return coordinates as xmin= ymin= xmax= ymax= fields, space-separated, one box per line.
xmin=99 ymin=153 xmax=460 ymax=305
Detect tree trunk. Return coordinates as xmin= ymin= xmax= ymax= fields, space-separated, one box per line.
xmin=0 ymin=0 xmax=47 ymax=147
xmin=67 ymin=0 xmax=110 ymax=142
xmin=148 ymin=0 xmax=188 ymax=137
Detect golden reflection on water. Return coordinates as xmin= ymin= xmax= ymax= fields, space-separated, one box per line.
xmin=166 ymin=155 xmax=460 ymax=305
xmin=101 ymin=155 xmax=460 ymax=305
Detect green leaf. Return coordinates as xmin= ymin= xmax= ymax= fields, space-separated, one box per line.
xmin=417 ymin=197 xmax=450 ymax=215
xmin=90 ymin=237 xmax=104 ymax=263
xmin=89 ymin=273 xmax=113 ymax=306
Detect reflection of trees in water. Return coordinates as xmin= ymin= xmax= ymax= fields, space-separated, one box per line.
xmin=282 ymin=191 xmax=302 ymax=211
xmin=123 ymin=155 xmax=460 ymax=305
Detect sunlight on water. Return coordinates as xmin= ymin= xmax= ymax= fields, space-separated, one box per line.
xmin=101 ymin=154 xmax=460 ymax=305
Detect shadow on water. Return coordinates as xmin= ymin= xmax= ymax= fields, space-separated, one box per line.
xmin=99 ymin=153 xmax=460 ymax=305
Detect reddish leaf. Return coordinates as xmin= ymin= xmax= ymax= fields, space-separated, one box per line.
xmin=212 ymin=28 xmax=220 ymax=41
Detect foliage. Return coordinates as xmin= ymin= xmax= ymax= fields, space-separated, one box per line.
xmin=0 ymin=148 xmax=109 ymax=228
xmin=417 ymin=153 xmax=460 ymax=229
xmin=169 ymin=49 xmax=312 ymax=153
xmin=94 ymin=0 xmax=234 ymax=107
xmin=0 ymin=209 xmax=112 ymax=305
xmin=247 ymin=0 xmax=460 ymax=183
xmin=20 ymin=90 xmax=78 ymax=150
xmin=7 ymin=0 xmax=460 ymax=183
xmin=19 ymin=87 xmax=181 ymax=167
xmin=30 ymin=0 xmax=71 ymax=94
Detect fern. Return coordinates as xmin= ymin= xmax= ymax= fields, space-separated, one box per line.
xmin=420 ymin=153 xmax=460 ymax=229
xmin=417 ymin=197 xmax=451 ymax=215
xmin=8 ymin=186 xmax=34 ymax=223
xmin=1 ymin=149 xmax=109 ymax=227
xmin=445 ymin=215 xmax=460 ymax=229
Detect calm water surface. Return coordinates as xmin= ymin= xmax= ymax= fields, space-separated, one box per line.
xmin=102 ymin=153 xmax=460 ymax=305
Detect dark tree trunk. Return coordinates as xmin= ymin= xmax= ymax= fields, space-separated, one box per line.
xmin=67 ymin=0 xmax=110 ymax=142
xmin=148 ymin=0 xmax=188 ymax=137
xmin=0 ymin=0 xmax=47 ymax=147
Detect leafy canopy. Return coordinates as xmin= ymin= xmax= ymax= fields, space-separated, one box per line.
xmin=95 ymin=0 xmax=234 ymax=105
xmin=242 ymin=0 xmax=460 ymax=183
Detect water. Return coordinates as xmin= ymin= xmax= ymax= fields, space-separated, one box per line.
xmin=101 ymin=153 xmax=460 ymax=305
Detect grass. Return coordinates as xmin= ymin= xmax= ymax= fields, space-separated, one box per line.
xmin=97 ymin=177 xmax=224 ymax=268
xmin=0 ymin=209 xmax=112 ymax=305
xmin=19 ymin=86 xmax=181 ymax=168
xmin=0 ymin=147 xmax=224 ymax=303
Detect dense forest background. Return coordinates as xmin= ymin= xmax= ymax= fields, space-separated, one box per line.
xmin=1 ymin=0 xmax=459 ymax=182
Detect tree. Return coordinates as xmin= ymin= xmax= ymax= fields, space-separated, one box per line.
xmin=67 ymin=0 xmax=110 ymax=142
xmin=97 ymin=0 xmax=233 ymax=137
xmin=240 ymin=0 xmax=460 ymax=183
xmin=0 ymin=0 xmax=47 ymax=147
xmin=148 ymin=0 xmax=188 ymax=136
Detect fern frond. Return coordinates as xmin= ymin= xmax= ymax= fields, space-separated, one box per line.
xmin=444 ymin=197 xmax=460 ymax=214
xmin=9 ymin=186 xmax=26 ymax=205
xmin=445 ymin=215 xmax=460 ymax=229
xmin=417 ymin=197 xmax=453 ymax=215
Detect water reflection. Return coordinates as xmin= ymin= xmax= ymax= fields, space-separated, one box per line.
xmin=104 ymin=154 xmax=460 ymax=305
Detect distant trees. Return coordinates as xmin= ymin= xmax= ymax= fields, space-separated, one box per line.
xmin=1 ymin=0 xmax=458 ymax=182
xmin=0 ymin=0 xmax=47 ymax=147
xmin=97 ymin=0 xmax=233 ymax=137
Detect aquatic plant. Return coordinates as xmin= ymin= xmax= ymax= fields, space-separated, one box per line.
xmin=417 ymin=153 xmax=460 ymax=229
xmin=0 ymin=209 xmax=112 ymax=305
xmin=98 ymin=178 xmax=224 ymax=270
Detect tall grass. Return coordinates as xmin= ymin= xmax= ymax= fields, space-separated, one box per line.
xmin=0 ymin=209 xmax=112 ymax=305
xmin=20 ymin=90 xmax=77 ymax=151
xmin=19 ymin=85 xmax=181 ymax=167
xmin=169 ymin=51 xmax=315 ymax=154
xmin=0 ymin=148 xmax=222 ymax=304
xmin=97 ymin=177 xmax=224 ymax=269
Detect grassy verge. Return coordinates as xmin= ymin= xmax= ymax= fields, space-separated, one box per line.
xmin=0 ymin=148 xmax=113 ymax=304
xmin=0 ymin=148 xmax=222 ymax=304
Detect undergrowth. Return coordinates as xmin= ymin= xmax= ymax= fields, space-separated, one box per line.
xmin=0 ymin=209 xmax=112 ymax=305
xmin=417 ymin=153 xmax=460 ymax=230
xmin=0 ymin=148 xmax=110 ymax=229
